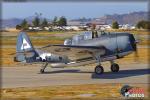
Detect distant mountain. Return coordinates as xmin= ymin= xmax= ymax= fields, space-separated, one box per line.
xmin=69 ymin=11 xmax=148 ymax=25
xmin=1 ymin=18 xmax=23 ymax=28
xmin=1 ymin=16 xmax=51 ymax=28
xmin=1 ymin=11 xmax=148 ymax=28
xmin=70 ymin=17 xmax=92 ymax=22
xmin=99 ymin=11 xmax=148 ymax=25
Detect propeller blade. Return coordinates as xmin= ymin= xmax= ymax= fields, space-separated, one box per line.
xmin=134 ymin=42 xmax=139 ymax=62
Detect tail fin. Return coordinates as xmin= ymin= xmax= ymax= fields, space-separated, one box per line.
xmin=16 ymin=32 xmax=34 ymax=52
xmin=15 ymin=32 xmax=37 ymax=62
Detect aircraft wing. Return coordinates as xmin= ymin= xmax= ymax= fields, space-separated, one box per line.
xmin=40 ymin=45 xmax=106 ymax=60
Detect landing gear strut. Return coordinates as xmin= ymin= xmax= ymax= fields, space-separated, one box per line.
xmin=94 ymin=55 xmax=104 ymax=75
xmin=110 ymin=61 xmax=119 ymax=72
xmin=40 ymin=62 xmax=48 ymax=73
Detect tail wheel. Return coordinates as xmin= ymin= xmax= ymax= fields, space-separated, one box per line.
xmin=40 ymin=69 xmax=44 ymax=73
xmin=95 ymin=65 xmax=104 ymax=75
xmin=40 ymin=62 xmax=48 ymax=74
xmin=111 ymin=63 xmax=119 ymax=72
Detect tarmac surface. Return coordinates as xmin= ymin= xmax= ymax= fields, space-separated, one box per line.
xmin=1 ymin=63 xmax=150 ymax=88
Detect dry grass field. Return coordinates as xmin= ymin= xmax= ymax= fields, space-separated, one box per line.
xmin=1 ymin=30 xmax=149 ymax=46
xmin=1 ymin=30 xmax=149 ymax=66
xmin=0 ymin=30 xmax=149 ymax=100
xmin=1 ymin=47 xmax=149 ymax=66
xmin=1 ymin=84 xmax=149 ymax=100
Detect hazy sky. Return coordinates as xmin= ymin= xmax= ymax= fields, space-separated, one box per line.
xmin=2 ymin=2 xmax=148 ymax=19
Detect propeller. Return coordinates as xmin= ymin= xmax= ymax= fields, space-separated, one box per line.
xmin=129 ymin=33 xmax=140 ymax=62
xmin=134 ymin=43 xmax=139 ymax=62
xmin=133 ymin=33 xmax=140 ymax=62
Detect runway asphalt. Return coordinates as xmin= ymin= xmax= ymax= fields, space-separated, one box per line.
xmin=1 ymin=63 xmax=149 ymax=88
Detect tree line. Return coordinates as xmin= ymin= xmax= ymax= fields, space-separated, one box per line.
xmin=111 ymin=20 xmax=150 ymax=29
xmin=16 ymin=16 xmax=67 ymax=30
xmin=16 ymin=16 xmax=150 ymax=30
xmin=136 ymin=20 xmax=150 ymax=29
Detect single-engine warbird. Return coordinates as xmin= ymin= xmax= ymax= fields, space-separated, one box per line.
xmin=14 ymin=31 xmax=138 ymax=75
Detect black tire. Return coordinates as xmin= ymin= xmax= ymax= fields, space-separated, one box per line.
xmin=95 ymin=65 xmax=104 ymax=75
xmin=111 ymin=63 xmax=119 ymax=72
xmin=40 ymin=69 xmax=44 ymax=73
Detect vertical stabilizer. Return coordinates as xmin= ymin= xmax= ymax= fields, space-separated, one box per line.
xmin=15 ymin=32 xmax=38 ymax=62
xmin=16 ymin=32 xmax=34 ymax=52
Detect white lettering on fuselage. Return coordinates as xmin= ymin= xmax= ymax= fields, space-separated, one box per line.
xmin=40 ymin=53 xmax=52 ymax=60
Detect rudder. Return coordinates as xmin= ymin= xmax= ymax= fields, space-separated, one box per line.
xmin=15 ymin=32 xmax=38 ymax=62
xmin=16 ymin=32 xmax=34 ymax=52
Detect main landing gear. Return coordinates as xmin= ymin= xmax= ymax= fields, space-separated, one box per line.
xmin=94 ymin=60 xmax=120 ymax=75
xmin=40 ymin=62 xmax=48 ymax=73
xmin=111 ymin=63 xmax=119 ymax=72
xmin=94 ymin=55 xmax=104 ymax=75
xmin=95 ymin=65 xmax=104 ymax=75
xmin=110 ymin=61 xmax=119 ymax=72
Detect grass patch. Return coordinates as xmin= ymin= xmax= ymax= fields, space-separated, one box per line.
xmin=1 ymin=84 xmax=149 ymax=100
xmin=1 ymin=84 xmax=122 ymax=99
xmin=107 ymin=29 xmax=150 ymax=35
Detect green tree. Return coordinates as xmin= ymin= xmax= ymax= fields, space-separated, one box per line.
xmin=41 ymin=18 xmax=48 ymax=27
xmin=20 ymin=19 xmax=28 ymax=30
xmin=144 ymin=22 xmax=150 ymax=29
xmin=32 ymin=17 xmax=40 ymax=27
xmin=112 ymin=21 xmax=119 ymax=29
xmin=52 ymin=16 xmax=58 ymax=26
xmin=136 ymin=20 xmax=150 ymax=29
xmin=136 ymin=21 xmax=142 ymax=29
xmin=16 ymin=24 xmax=21 ymax=30
xmin=58 ymin=16 xmax=67 ymax=26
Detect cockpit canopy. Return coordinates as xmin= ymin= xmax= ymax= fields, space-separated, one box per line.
xmin=64 ymin=31 xmax=110 ymax=45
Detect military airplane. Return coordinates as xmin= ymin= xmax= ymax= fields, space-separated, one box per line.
xmin=14 ymin=31 xmax=138 ymax=75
